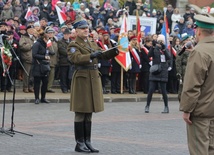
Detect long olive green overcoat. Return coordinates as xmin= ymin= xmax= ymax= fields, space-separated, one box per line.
xmin=67 ymin=36 xmax=118 ymax=113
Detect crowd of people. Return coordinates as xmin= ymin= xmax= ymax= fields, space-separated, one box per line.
xmin=0 ymin=0 xmax=197 ymax=100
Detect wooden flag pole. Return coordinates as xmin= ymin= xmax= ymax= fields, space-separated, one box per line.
xmin=120 ymin=67 xmax=123 ymax=94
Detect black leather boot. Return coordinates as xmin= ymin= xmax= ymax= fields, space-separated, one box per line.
xmin=84 ymin=121 xmax=99 ymax=153
xmin=162 ymin=106 xmax=169 ymax=113
xmin=145 ymin=105 xmax=149 ymax=113
xmin=74 ymin=122 xmax=91 ymax=153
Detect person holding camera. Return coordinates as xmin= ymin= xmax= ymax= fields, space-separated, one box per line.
xmin=67 ymin=16 xmax=118 ymax=153
xmin=32 ymin=32 xmax=50 ymax=104
xmin=145 ymin=34 xmax=171 ymax=113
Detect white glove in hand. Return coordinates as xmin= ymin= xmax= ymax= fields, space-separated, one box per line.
xmin=149 ymin=61 xmax=153 ymax=66
xmin=139 ymin=65 xmax=142 ymax=69
xmin=168 ymin=67 xmax=172 ymax=71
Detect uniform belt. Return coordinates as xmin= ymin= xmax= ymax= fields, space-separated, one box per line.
xmin=75 ymin=64 xmax=99 ymax=70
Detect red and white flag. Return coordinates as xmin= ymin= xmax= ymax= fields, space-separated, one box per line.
xmin=115 ymin=15 xmax=131 ymax=71
xmin=55 ymin=5 xmax=67 ymax=26
xmin=25 ymin=7 xmax=32 ymax=20
xmin=47 ymin=39 xmax=52 ymax=47
xmin=52 ymin=0 xmax=58 ymax=10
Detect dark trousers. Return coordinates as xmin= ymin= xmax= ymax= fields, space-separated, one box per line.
xmin=128 ymin=73 xmax=137 ymax=93
xmin=59 ymin=66 xmax=70 ymax=92
xmin=111 ymin=72 xmax=120 ymax=93
xmin=34 ymin=76 xmax=48 ymax=99
xmin=1 ymin=67 xmax=15 ymax=91
xmin=139 ymin=71 xmax=149 ymax=93
xmin=146 ymin=81 xmax=168 ymax=107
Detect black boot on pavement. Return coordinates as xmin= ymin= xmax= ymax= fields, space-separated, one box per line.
xmin=74 ymin=122 xmax=91 ymax=153
xmin=84 ymin=121 xmax=99 ymax=153
xmin=145 ymin=105 xmax=149 ymax=113
xmin=162 ymin=106 xmax=169 ymax=113
xmin=41 ymin=99 xmax=50 ymax=103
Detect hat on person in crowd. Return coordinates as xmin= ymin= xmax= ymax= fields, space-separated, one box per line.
xmin=102 ymin=31 xmax=109 ymax=35
xmin=110 ymin=26 xmax=115 ymax=30
xmin=186 ymin=21 xmax=193 ymax=26
xmin=97 ymin=29 xmax=104 ymax=34
xmin=80 ymin=3 xmax=84 ymax=6
xmin=129 ymin=36 xmax=137 ymax=41
xmin=56 ymin=1 xmax=62 ymax=5
xmin=48 ymin=21 xmax=54 ymax=26
xmin=114 ymin=28 xmax=120 ymax=33
xmin=34 ymin=22 xmax=40 ymax=27
xmin=173 ymin=26 xmax=179 ymax=32
xmin=152 ymin=9 xmax=157 ymax=14
xmin=63 ymin=28 xmax=71 ymax=34
xmin=179 ymin=17 xmax=184 ymax=21
xmin=194 ymin=14 xmax=214 ymax=29
xmin=19 ymin=25 xmax=27 ymax=30
xmin=45 ymin=27 xmax=55 ymax=33
xmin=73 ymin=16 xmax=89 ymax=29
xmin=53 ymin=26 xmax=59 ymax=33
xmin=61 ymin=25 xmax=68 ymax=29
xmin=157 ymin=34 xmax=165 ymax=44
xmin=181 ymin=33 xmax=190 ymax=42
xmin=26 ymin=25 xmax=34 ymax=30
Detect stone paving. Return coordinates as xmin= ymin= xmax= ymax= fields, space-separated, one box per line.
xmin=0 ymin=101 xmax=189 ymax=155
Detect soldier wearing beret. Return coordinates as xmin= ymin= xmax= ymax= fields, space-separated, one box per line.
xmin=67 ymin=16 xmax=118 ymax=153
xmin=180 ymin=14 xmax=214 ymax=155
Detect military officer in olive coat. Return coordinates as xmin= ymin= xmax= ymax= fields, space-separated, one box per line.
xmin=180 ymin=14 xmax=214 ymax=155
xmin=67 ymin=16 xmax=118 ymax=153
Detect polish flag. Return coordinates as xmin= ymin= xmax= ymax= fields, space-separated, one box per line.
xmin=47 ymin=40 xmax=52 ymax=47
xmin=55 ymin=5 xmax=67 ymax=26
xmin=25 ymin=7 xmax=32 ymax=20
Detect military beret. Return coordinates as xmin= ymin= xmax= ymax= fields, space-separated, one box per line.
xmin=114 ymin=28 xmax=120 ymax=33
xmin=102 ymin=31 xmax=109 ymax=35
xmin=194 ymin=14 xmax=214 ymax=29
xmin=63 ymin=28 xmax=71 ymax=34
xmin=129 ymin=36 xmax=137 ymax=41
xmin=19 ymin=25 xmax=27 ymax=30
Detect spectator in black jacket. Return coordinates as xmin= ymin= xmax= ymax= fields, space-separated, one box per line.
xmin=145 ymin=34 xmax=171 ymax=114
xmin=32 ymin=33 xmax=50 ymax=104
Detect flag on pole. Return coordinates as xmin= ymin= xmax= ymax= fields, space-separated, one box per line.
xmin=114 ymin=15 xmax=131 ymax=71
xmin=161 ymin=11 xmax=169 ymax=48
xmin=47 ymin=39 xmax=52 ymax=48
xmin=55 ymin=5 xmax=67 ymax=26
xmin=52 ymin=0 xmax=58 ymax=10
xmin=136 ymin=10 xmax=141 ymax=44
xmin=25 ymin=7 xmax=32 ymax=20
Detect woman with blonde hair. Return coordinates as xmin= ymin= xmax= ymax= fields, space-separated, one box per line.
xmin=171 ymin=8 xmax=181 ymax=31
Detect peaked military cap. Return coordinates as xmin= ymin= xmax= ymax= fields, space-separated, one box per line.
xmin=194 ymin=14 xmax=214 ymax=29
xmin=73 ymin=15 xmax=89 ymax=29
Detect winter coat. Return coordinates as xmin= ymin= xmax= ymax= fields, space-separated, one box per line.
xmin=0 ymin=8 xmax=14 ymax=20
xmin=180 ymin=36 xmax=214 ymax=117
xmin=140 ymin=45 xmax=151 ymax=72
xmin=58 ymin=38 xmax=70 ymax=66
xmin=148 ymin=45 xmax=170 ymax=82
xmin=67 ymin=36 xmax=118 ymax=113
xmin=19 ymin=34 xmax=36 ymax=64
xmin=12 ymin=4 xmax=23 ymax=18
xmin=129 ymin=47 xmax=141 ymax=73
xmin=32 ymin=38 xmax=50 ymax=77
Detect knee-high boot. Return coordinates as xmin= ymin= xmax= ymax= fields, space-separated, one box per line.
xmin=74 ymin=122 xmax=91 ymax=153
xmin=84 ymin=121 xmax=99 ymax=153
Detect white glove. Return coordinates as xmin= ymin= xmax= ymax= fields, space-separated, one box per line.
xmin=139 ymin=65 xmax=142 ymax=69
xmin=168 ymin=67 xmax=172 ymax=71
xmin=149 ymin=61 xmax=153 ymax=66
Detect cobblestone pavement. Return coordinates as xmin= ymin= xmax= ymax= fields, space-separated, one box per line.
xmin=0 ymin=101 xmax=188 ymax=155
